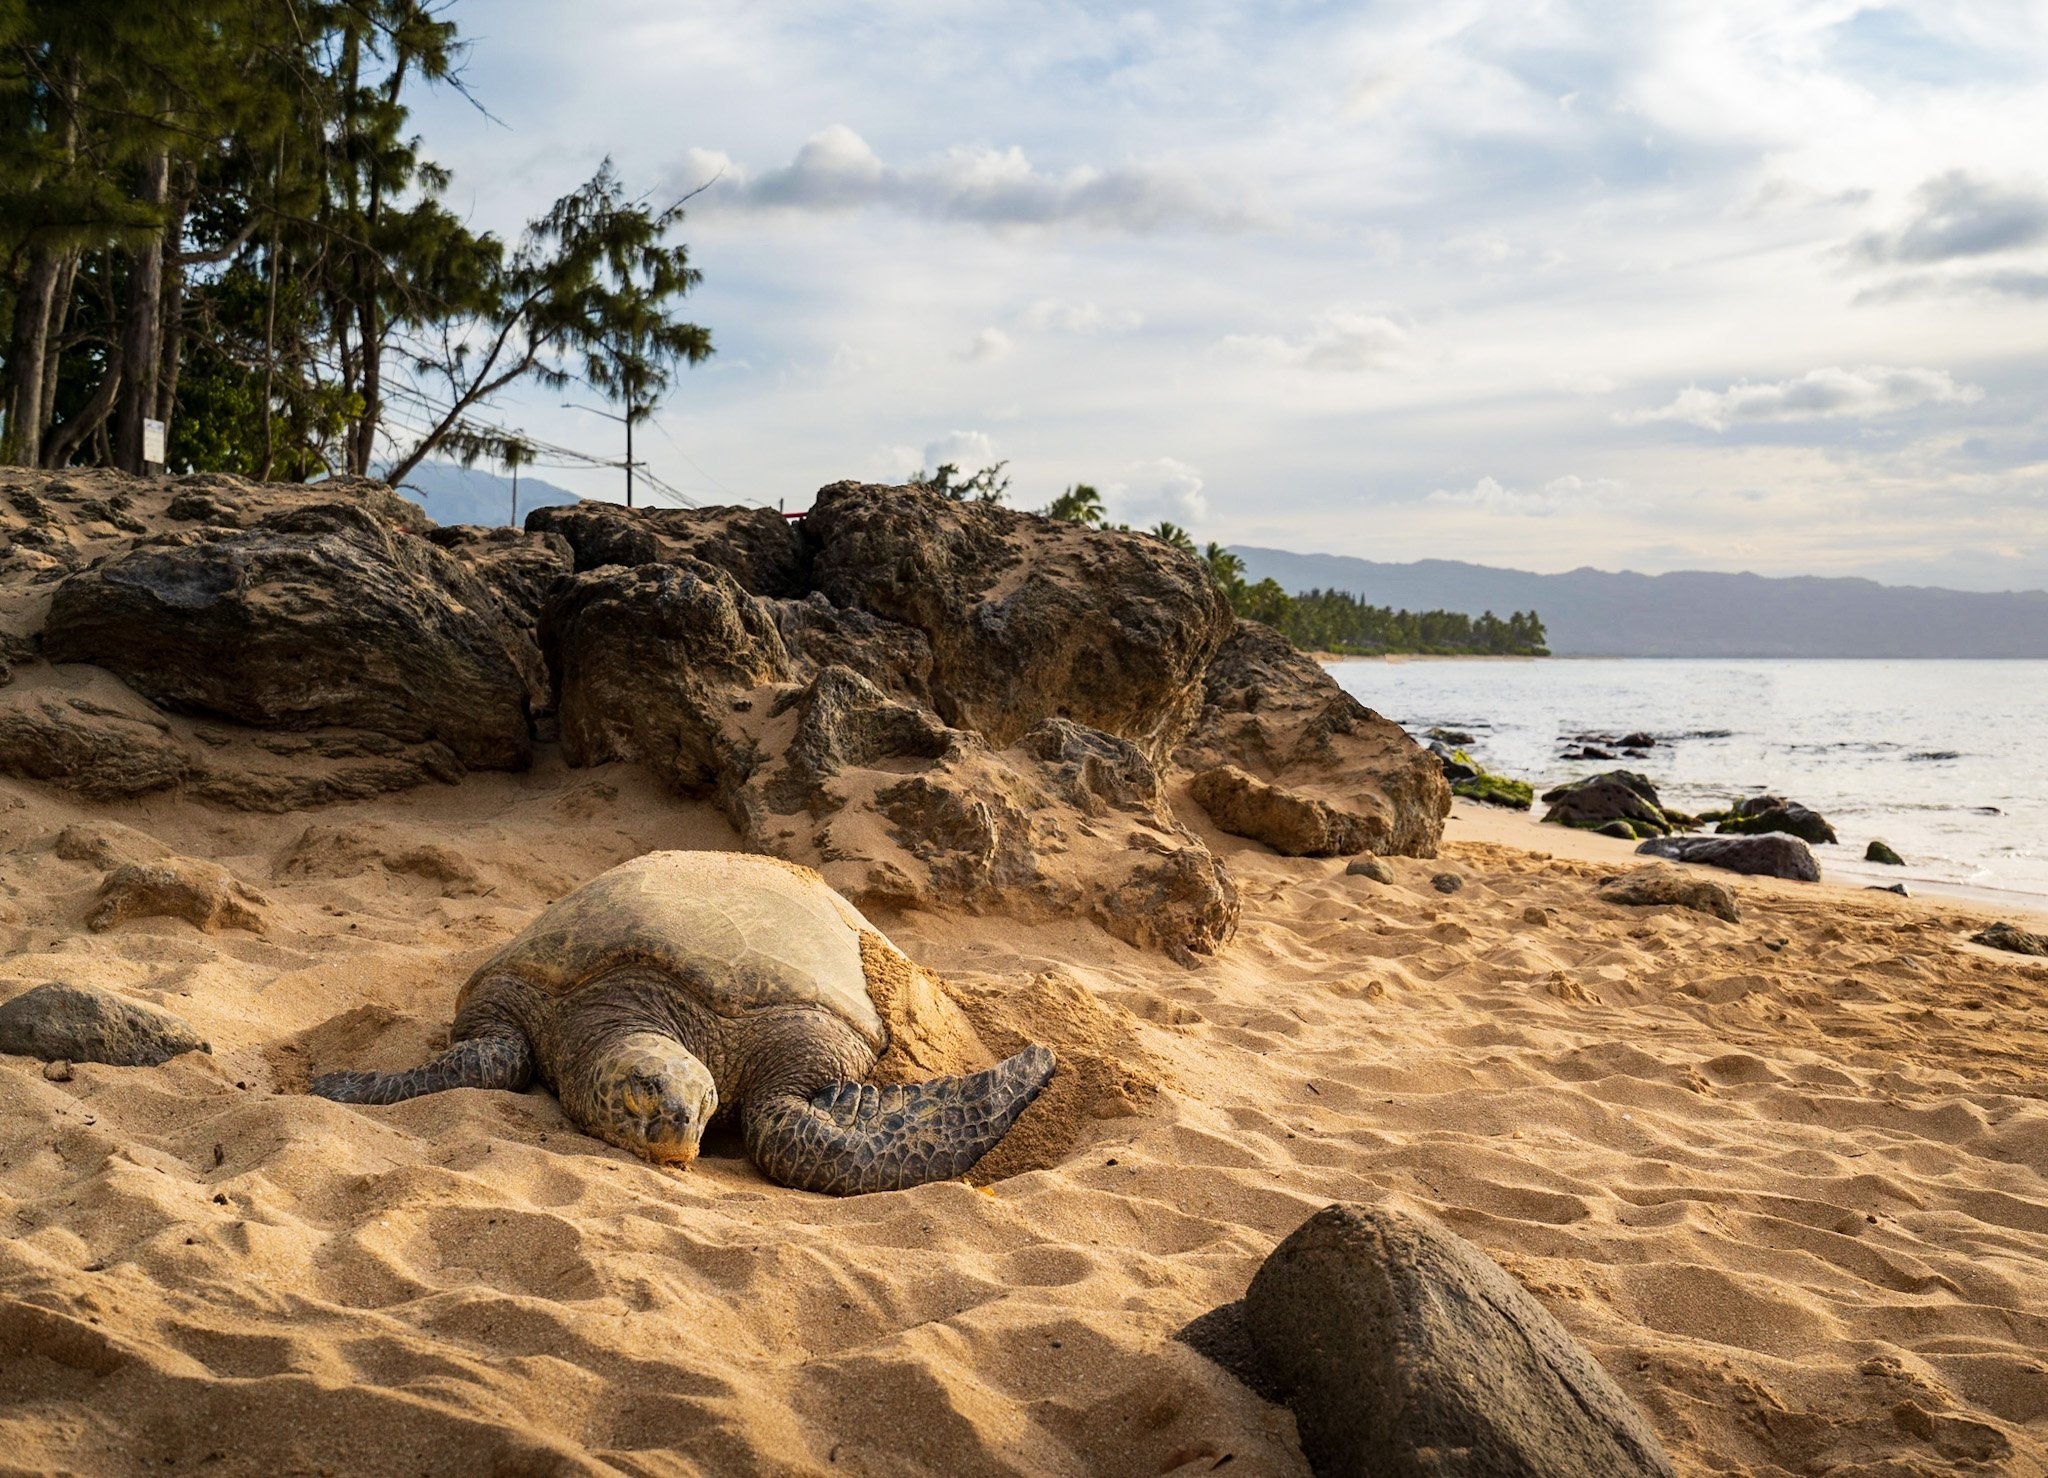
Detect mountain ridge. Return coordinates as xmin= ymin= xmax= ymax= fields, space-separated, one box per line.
xmin=1229 ymin=547 xmax=2048 ymax=658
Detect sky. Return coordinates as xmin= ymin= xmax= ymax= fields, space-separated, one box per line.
xmin=402 ymin=0 xmax=2048 ymax=590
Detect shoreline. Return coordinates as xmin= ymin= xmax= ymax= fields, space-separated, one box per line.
xmin=1446 ymin=797 xmax=2048 ymax=926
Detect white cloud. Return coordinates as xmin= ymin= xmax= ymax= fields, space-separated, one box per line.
xmin=1622 ymin=367 xmax=1983 ymax=432
xmin=1107 ymin=458 xmax=1209 ymax=529
xmin=958 ymin=327 xmax=1014 ymax=362
xmin=921 ymin=430 xmax=1000 ymax=474
xmin=682 ymin=125 xmax=1263 ymax=233
xmin=1426 ymin=474 xmax=1622 ymax=517
xmin=1018 ymin=298 xmax=1143 ymax=335
xmin=1216 ymin=310 xmax=1411 ymax=372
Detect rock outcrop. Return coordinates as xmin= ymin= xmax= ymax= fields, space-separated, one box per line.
xmin=527 ymin=500 xmax=805 ymax=596
xmin=805 ymin=482 xmax=1232 ymax=760
xmin=723 ymin=667 xmax=1238 ymax=958
xmin=42 ymin=502 xmax=535 ymax=770
xmin=0 ymin=470 xmax=1456 ymax=959
xmin=0 ymin=982 xmax=209 ymax=1067
xmin=1175 ymin=620 xmax=1449 ymax=857
xmin=1635 ymin=833 xmax=1820 ymax=882
xmin=1244 ymin=1203 xmax=1677 ymax=1478
xmin=543 ymin=558 xmax=792 ymax=792
xmin=1187 ymin=764 xmax=1377 ymax=857
xmin=1596 ymin=862 xmax=1740 ymax=922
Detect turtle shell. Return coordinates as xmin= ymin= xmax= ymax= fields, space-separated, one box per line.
xmin=460 ymin=851 xmax=889 ymax=1048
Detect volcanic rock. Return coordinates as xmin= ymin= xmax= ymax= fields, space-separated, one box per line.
xmin=1187 ymin=764 xmax=1378 ymax=857
xmin=1717 ymin=796 xmax=1838 ymax=846
xmin=42 ymin=502 xmax=534 ymax=771
xmin=1175 ymin=620 xmax=1449 ymax=857
xmin=526 ymin=501 xmax=805 ymax=596
xmin=1971 ymin=921 xmax=2048 ymax=957
xmin=804 ymin=482 xmax=1232 ymax=760
xmin=1635 ymin=833 xmax=1820 ymax=882
xmin=724 ymin=666 xmax=1238 ymax=958
xmin=542 ymin=557 xmax=793 ymax=793
xmin=1865 ymin=839 xmax=1904 ymax=866
xmin=1244 ymin=1203 xmax=1677 ymax=1478
xmin=1345 ymin=856 xmax=1396 ymax=884
xmin=1542 ymin=770 xmax=1671 ymax=839
xmin=0 ymin=982 xmax=209 ymax=1067
xmin=1596 ymin=862 xmax=1740 ymax=922
xmin=87 ymin=858 xmax=269 ymax=934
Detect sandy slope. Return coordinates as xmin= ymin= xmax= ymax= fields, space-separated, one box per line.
xmin=3 ymin=775 xmax=2047 ymax=1477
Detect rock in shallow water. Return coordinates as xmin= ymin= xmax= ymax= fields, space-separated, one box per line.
xmin=1865 ymin=838 xmax=1905 ymax=866
xmin=1717 ymin=796 xmax=1837 ymax=846
xmin=0 ymin=982 xmax=209 ymax=1066
xmin=1635 ymin=832 xmax=1820 ymax=882
xmin=1541 ymin=770 xmax=1672 ymax=839
xmin=1245 ymin=1203 xmax=1676 ymax=1478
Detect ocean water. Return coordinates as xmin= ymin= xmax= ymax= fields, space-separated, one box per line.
xmin=1326 ymin=658 xmax=2048 ymax=905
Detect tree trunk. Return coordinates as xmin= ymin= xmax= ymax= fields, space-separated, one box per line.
xmin=39 ymin=250 xmax=80 ymax=453
xmin=114 ymin=148 xmax=173 ymax=473
xmin=155 ymin=193 xmax=192 ymax=444
xmin=4 ymin=249 xmax=64 ymax=465
xmin=45 ymin=348 xmax=122 ymax=470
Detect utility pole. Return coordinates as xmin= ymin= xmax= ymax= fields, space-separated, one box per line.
xmin=561 ymin=405 xmax=644 ymax=508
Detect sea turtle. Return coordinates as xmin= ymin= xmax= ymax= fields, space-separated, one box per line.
xmin=309 ymin=851 xmax=1056 ymax=1194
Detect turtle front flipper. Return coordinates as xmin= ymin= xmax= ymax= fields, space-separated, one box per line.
xmin=745 ymin=1044 xmax=1056 ymax=1195
xmin=310 ymin=1030 xmax=535 ymax=1106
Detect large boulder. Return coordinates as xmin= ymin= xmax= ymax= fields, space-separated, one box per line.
xmin=526 ymin=500 xmax=805 ymax=596
xmin=1187 ymin=763 xmax=1377 ymax=857
xmin=1245 ymin=1204 xmax=1676 ymax=1478
xmin=1542 ymin=770 xmax=1672 ymax=839
xmin=1174 ymin=620 xmax=1449 ymax=857
xmin=87 ymin=857 xmax=270 ymax=934
xmin=1716 ymin=795 xmax=1837 ymax=846
xmin=542 ymin=558 xmax=793 ymax=793
xmin=41 ymin=503 xmax=534 ymax=771
xmin=724 ymin=666 xmax=1238 ymax=959
xmin=1635 ymin=833 xmax=1819 ymax=882
xmin=803 ymin=482 xmax=1232 ymax=760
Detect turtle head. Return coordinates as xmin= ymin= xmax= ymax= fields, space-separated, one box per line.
xmin=587 ymin=1031 xmax=718 ymax=1167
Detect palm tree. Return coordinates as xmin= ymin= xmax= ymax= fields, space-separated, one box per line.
xmin=1151 ymin=521 xmax=1197 ymax=555
xmin=1046 ymin=482 xmax=1106 ymax=525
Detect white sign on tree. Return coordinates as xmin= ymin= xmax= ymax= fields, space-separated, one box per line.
xmin=142 ymin=418 xmax=167 ymax=468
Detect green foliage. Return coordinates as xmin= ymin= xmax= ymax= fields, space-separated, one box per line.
xmin=1449 ymin=760 xmax=1534 ymax=810
xmin=1221 ymin=578 xmax=1550 ymax=657
xmin=1150 ymin=520 xmax=1196 ymax=555
xmin=0 ymin=2 xmax=711 ymax=479
xmin=910 ymin=460 xmax=1009 ymax=503
xmin=1045 ymin=482 xmax=1104 ymax=524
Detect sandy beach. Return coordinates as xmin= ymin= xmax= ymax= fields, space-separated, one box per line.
xmin=5 ymin=764 xmax=2046 ymax=1476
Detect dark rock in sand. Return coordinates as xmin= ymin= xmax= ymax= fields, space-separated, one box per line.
xmin=1635 ymin=832 xmax=1820 ymax=882
xmin=806 ymin=481 xmax=1231 ymax=760
xmin=1177 ymin=620 xmax=1450 ymax=857
xmin=1346 ymin=856 xmax=1395 ymax=884
xmin=1189 ymin=764 xmax=1379 ymax=857
xmin=1594 ymin=819 xmax=1638 ymax=839
xmin=1430 ymin=872 xmax=1464 ymax=894
xmin=1971 ymin=921 xmax=2048 ymax=957
xmin=1542 ymin=770 xmax=1671 ymax=839
xmin=0 ymin=982 xmax=209 ymax=1067
xmin=1597 ymin=862 xmax=1740 ymax=922
xmin=42 ymin=503 xmax=535 ymax=772
xmin=1867 ymin=883 xmax=1910 ymax=897
xmin=1717 ymin=796 xmax=1837 ymax=846
xmin=1865 ymin=838 xmax=1905 ymax=866
xmin=1245 ymin=1203 xmax=1677 ymax=1478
